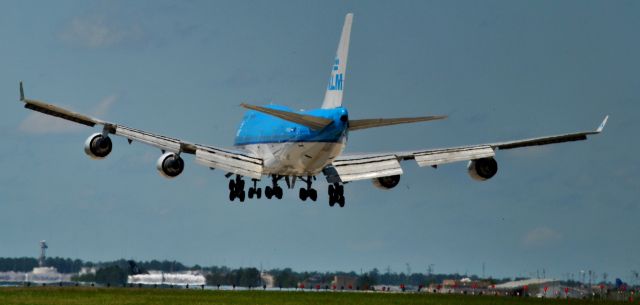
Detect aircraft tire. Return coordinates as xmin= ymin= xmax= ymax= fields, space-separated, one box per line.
xmin=239 ymin=191 xmax=246 ymax=202
xmin=248 ymin=188 xmax=255 ymax=199
xmin=299 ymin=188 xmax=308 ymax=201
xmin=265 ymin=186 xmax=273 ymax=199
xmin=275 ymin=187 xmax=283 ymax=199
xmin=338 ymin=196 xmax=345 ymax=207
xmin=309 ymin=189 xmax=317 ymax=201
xmin=229 ymin=179 xmax=235 ymax=191
xmin=256 ymin=188 xmax=262 ymax=199
xmin=229 ymin=192 xmax=236 ymax=201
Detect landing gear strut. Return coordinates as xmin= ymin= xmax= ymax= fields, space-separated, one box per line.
xmin=247 ymin=179 xmax=262 ymax=199
xmin=228 ymin=175 xmax=246 ymax=202
xmin=264 ymin=175 xmax=283 ymax=200
xmin=328 ymin=183 xmax=345 ymax=207
xmin=298 ymin=176 xmax=318 ymax=202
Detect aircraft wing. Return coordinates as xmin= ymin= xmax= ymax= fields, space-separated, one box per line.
xmin=324 ymin=116 xmax=608 ymax=183
xmin=19 ymin=82 xmax=264 ymax=179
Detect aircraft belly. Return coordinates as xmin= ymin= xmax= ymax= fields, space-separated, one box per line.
xmin=241 ymin=142 xmax=344 ymax=176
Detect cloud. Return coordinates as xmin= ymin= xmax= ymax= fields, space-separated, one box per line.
xmin=522 ymin=226 xmax=562 ymax=248
xmin=19 ymin=95 xmax=117 ymax=134
xmin=59 ymin=15 xmax=143 ymax=48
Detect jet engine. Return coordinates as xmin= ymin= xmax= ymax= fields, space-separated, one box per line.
xmin=467 ymin=157 xmax=498 ymax=181
xmin=372 ymin=175 xmax=401 ymax=190
xmin=84 ymin=133 xmax=113 ymax=159
xmin=156 ymin=152 xmax=185 ymax=178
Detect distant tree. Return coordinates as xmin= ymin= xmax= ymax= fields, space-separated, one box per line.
xmin=273 ymin=268 xmax=298 ymax=288
xmin=72 ymin=273 xmax=96 ymax=283
xmin=95 ymin=266 xmax=127 ymax=286
xmin=358 ymin=272 xmax=378 ymax=290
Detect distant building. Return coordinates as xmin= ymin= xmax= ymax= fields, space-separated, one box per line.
xmin=260 ymin=272 xmax=275 ymax=288
xmin=299 ymin=274 xmax=329 ymax=289
xmin=79 ymin=267 xmax=96 ymax=276
xmin=0 ymin=240 xmax=72 ymax=284
xmin=331 ymin=275 xmax=357 ymax=289
xmin=127 ymin=271 xmax=205 ymax=286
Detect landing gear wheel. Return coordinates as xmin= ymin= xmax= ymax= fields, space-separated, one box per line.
xmin=275 ymin=186 xmax=283 ymax=199
xmin=238 ymin=190 xmax=246 ymax=202
xmin=299 ymin=188 xmax=308 ymax=201
xmin=229 ymin=179 xmax=236 ymax=190
xmin=328 ymin=183 xmax=345 ymax=207
xmin=256 ymin=188 xmax=262 ymax=199
xmin=248 ymin=187 xmax=255 ymax=199
xmin=309 ymin=189 xmax=317 ymax=201
xmin=229 ymin=192 xmax=236 ymax=201
xmin=265 ymin=186 xmax=273 ymax=199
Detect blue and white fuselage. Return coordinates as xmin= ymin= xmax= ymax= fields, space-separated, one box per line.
xmin=235 ymin=105 xmax=349 ymax=176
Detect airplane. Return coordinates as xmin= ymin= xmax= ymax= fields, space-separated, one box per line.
xmin=18 ymin=13 xmax=607 ymax=207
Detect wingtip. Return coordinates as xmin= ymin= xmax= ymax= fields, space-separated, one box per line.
xmin=19 ymin=81 xmax=24 ymax=101
xmin=596 ymin=115 xmax=609 ymax=133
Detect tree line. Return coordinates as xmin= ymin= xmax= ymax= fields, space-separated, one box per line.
xmin=0 ymin=257 xmax=514 ymax=287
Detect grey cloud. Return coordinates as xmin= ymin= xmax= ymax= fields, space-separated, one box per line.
xmin=522 ymin=226 xmax=562 ymax=248
xmin=59 ymin=16 xmax=143 ymax=49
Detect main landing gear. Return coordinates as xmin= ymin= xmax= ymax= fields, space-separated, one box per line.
xmin=247 ymin=179 xmax=261 ymax=199
xmin=328 ymin=183 xmax=345 ymax=207
xmin=227 ymin=174 xmax=346 ymax=206
xmin=298 ymin=176 xmax=318 ymax=201
xmin=228 ymin=175 xmax=246 ymax=202
xmin=264 ymin=175 xmax=283 ymax=200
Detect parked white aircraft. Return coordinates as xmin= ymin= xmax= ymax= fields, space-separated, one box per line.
xmin=19 ymin=13 xmax=607 ymax=207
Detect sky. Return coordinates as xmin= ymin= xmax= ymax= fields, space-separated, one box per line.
xmin=0 ymin=0 xmax=638 ymax=282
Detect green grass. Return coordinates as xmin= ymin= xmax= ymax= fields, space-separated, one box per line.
xmin=0 ymin=287 xmax=629 ymax=305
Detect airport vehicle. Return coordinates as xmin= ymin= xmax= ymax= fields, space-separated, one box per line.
xmin=18 ymin=13 xmax=607 ymax=207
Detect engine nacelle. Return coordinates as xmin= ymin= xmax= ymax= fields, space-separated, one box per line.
xmin=467 ymin=157 xmax=498 ymax=181
xmin=372 ymin=175 xmax=401 ymax=190
xmin=156 ymin=152 xmax=185 ymax=178
xmin=84 ymin=133 xmax=113 ymax=159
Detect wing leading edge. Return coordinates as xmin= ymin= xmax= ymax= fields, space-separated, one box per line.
xmin=19 ymin=82 xmax=263 ymax=179
xmin=326 ymin=116 xmax=608 ymax=183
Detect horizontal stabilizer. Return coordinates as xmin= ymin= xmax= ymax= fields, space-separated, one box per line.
xmin=349 ymin=115 xmax=447 ymax=131
xmin=240 ymin=103 xmax=333 ymax=130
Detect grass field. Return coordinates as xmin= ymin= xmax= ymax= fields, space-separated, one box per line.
xmin=0 ymin=287 xmax=631 ymax=305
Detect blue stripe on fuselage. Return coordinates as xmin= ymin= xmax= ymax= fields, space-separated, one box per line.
xmin=234 ymin=105 xmax=349 ymax=146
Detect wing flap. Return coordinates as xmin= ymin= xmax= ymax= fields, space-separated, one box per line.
xmin=414 ymin=146 xmax=495 ymax=167
xmin=195 ymin=145 xmax=263 ymax=179
xmin=324 ymin=155 xmax=402 ymax=183
xmin=115 ymin=125 xmax=185 ymax=153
